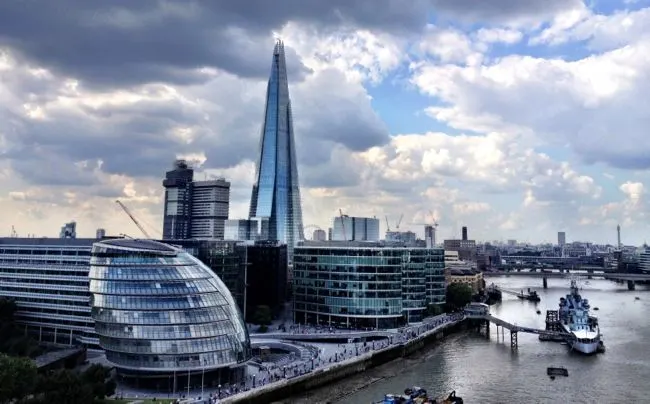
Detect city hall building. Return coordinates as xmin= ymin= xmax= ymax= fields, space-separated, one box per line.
xmin=0 ymin=236 xmax=251 ymax=386
xmin=292 ymin=241 xmax=446 ymax=329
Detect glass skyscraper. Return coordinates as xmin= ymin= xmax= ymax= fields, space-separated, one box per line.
xmin=249 ymin=40 xmax=304 ymax=258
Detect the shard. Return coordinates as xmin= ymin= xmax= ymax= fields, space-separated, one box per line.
xmin=249 ymin=40 xmax=304 ymax=257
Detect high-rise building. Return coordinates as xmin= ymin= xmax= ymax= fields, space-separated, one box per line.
xmin=332 ymin=216 xmax=380 ymax=241
xmin=95 ymin=228 xmax=106 ymax=239
xmin=424 ymin=225 xmax=436 ymax=248
xmin=312 ymin=229 xmax=327 ymax=241
xmin=248 ymin=40 xmax=304 ymax=259
xmin=462 ymin=226 xmax=468 ymax=241
xmin=162 ymin=160 xmax=230 ymax=240
xmin=59 ymin=221 xmax=77 ymax=239
xmin=558 ymin=231 xmax=566 ymax=246
xmin=162 ymin=160 xmax=194 ymax=239
xmin=190 ymin=179 xmax=230 ymax=239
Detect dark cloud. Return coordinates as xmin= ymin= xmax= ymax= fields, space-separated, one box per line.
xmin=293 ymin=69 xmax=390 ymax=154
xmin=430 ymin=0 xmax=583 ymax=24
xmin=0 ymin=0 xmax=429 ymax=88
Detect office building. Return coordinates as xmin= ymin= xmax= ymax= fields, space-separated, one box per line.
xmin=162 ymin=160 xmax=230 ymax=240
xmin=293 ymin=241 xmax=446 ymax=328
xmin=312 ymin=229 xmax=327 ymax=241
xmin=96 ymin=228 xmax=106 ymax=239
xmin=237 ymin=241 xmax=288 ymax=320
xmin=385 ymin=230 xmax=418 ymax=244
xmin=0 ymin=237 xmax=97 ymax=347
xmin=89 ymin=239 xmax=251 ymax=385
xmin=424 ymin=225 xmax=436 ymax=248
xmin=169 ymin=239 xmax=288 ymax=323
xmin=162 ymin=160 xmax=194 ymax=239
xmin=462 ymin=226 xmax=468 ymax=241
xmin=332 ymin=216 xmax=380 ymax=241
xmin=59 ymin=221 xmax=77 ymax=239
xmin=443 ymin=239 xmax=477 ymax=261
xmin=224 ymin=218 xmax=270 ymax=242
xmin=248 ymin=40 xmax=304 ymax=259
xmin=558 ymin=231 xmax=566 ymax=246
xmin=190 ymin=179 xmax=230 ymax=239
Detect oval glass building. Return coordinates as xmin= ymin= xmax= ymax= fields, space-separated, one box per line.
xmin=88 ymin=239 xmax=251 ymax=386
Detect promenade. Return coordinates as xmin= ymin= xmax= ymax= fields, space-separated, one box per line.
xmin=110 ymin=314 xmax=464 ymax=403
xmin=214 ymin=313 xmax=464 ymax=404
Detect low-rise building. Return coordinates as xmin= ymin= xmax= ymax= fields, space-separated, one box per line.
xmin=292 ymin=241 xmax=445 ymax=329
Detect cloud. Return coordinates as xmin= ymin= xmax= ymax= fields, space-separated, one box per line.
xmin=0 ymin=0 xmax=431 ymax=87
xmin=1 ymin=0 xmax=650 ymax=245
xmin=430 ymin=0 xmax=585 ymax=25
xmin=410 ymin=37 xmax=650 ymax=170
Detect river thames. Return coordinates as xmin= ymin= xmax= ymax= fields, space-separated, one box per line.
xmin=287 ymin=276 xmax=650 ymax=404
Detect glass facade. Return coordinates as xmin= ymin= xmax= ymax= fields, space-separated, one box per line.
xmin=0 ymin=238 xmax=97 ymax=347
xmin=248 ymin=40 xmax=304 ymax=259
xmin=89 ymin=239 xmax=251 ymax=375
xmin=293 ymin=245 xmax=445 ymax=329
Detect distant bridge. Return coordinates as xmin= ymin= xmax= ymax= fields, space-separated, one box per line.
xmin=465 ymin=312 xmax=572 ymax=349
xmin=484 ymin=270 xmax=650 ymax=290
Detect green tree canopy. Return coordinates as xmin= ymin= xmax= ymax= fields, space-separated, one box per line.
xmin=0 ymin=354 xmax=37 ymax=404
xmin=445 ymin=283 xmax=473 ymax=311
xmin=253 ymin=305 xmax=272 ymax=326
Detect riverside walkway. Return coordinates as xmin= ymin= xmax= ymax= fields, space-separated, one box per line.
xmin=214 ymin=314 xmax=464 ymax=404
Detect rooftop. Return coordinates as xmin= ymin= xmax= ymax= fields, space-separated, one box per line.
xmin=98 ymin=238 xmax=178 ymax=253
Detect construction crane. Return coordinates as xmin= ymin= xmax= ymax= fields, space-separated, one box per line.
xmin=115 ymin=200 xmax=151 ymax=238
xmin=339 ymin=208 xmax=348 ymax=241
xmin=395 ymin=214 xmax=404 ymax=230
xmin=385 ymin=215 xmax=391 ymax=232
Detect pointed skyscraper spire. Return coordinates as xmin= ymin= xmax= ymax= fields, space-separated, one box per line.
xmin=249 ymin=40 xmax=304 ymax=260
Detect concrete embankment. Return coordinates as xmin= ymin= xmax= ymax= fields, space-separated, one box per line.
xmin=222 ymin=319 xmax=467 ymax=404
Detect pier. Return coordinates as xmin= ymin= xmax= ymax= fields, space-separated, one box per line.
xmin=465 ymin=311 xmax=572 ymax=350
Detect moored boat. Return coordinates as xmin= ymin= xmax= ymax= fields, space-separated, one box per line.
xmin=377 ymin=388 xmax=463 ymax=404
xmin=558 ymin=279 xmax=601 ymax=354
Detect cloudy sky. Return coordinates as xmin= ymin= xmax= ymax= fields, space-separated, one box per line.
xmin=1 ymin=0 xmax=650 ymax=245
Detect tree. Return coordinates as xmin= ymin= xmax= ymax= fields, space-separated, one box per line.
xmin=0 ymin=297 xmax=41 ymax=357
xmin=445 ymin=283 xmax=473 ymax=312
xmin=253 ymin=305 xmax=272 ymax=326
xmin=34 ymin=369 xmax=94 ymax=404
xmin=0 ymin=354 xmax=37 ymax=404
xmin=253 ymin=305 xmax=272 ymax=332
xmin=82 ymin=364 xmax=116 ymax=399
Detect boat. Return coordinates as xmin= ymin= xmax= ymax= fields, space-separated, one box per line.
xmin=516 ymin=288 xmax=541 ymax=302
xmin=558 ymin=278 xmax=601 ymax=354
xmin=547 ymin=366 xmax=569 ymax=377
xmin=378 ymin=388 xmax=463 ymax=404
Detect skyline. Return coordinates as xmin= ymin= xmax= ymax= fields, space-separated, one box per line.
xmin=1 ymin=1 xmax=650 ymax=244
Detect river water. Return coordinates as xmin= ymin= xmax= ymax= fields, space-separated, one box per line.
xmin=291 ymin=276 xmax=650 ymax=404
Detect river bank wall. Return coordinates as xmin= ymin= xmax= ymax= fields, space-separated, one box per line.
xmin=222 ymin=319 xmax=468 ymax=404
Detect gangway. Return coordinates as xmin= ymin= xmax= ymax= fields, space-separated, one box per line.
xmin=465 ymin=309 xmax=573 ymax=350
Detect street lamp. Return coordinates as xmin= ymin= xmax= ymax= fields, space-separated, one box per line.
xmin=186 ymin=365 xmax=191 ymax=398
xmin=201 ymin=358 xmax=206 ymax=399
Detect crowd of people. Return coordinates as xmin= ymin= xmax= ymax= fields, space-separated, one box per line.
xmin=206 ymin=313 xmax=465 ymax=402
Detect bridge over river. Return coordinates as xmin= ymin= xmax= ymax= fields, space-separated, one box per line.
xmin=484 ymin=270 xmax=650 ymax=290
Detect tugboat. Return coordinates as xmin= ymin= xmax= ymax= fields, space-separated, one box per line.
xmin=378 ymin=387 xmax=463 ymax=404
xmin=516 ymin=288 xmax=541 ymax=302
